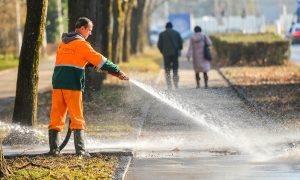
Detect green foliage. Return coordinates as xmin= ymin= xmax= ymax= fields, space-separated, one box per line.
xmin=0 ymin=1 xmax=26 ymax=56
xmin=61 ymin=0 xmax=68 ymax=32
xmin=119 ymin=48 xmax=161 ymax=73
xmin=211 ymin=33 xmax=290 ymax=66
xmin=0 ymin=55 xmax=19 ymax=71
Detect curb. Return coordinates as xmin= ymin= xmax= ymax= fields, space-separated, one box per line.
xmin=4 ymin=150 xmax=133 ymax=158
xmin=113 ymin=155 xmax=132 ymax=180
xmin=217 ymin=68 xmax=265 ymax=118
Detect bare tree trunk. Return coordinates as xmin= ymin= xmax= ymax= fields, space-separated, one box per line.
xmin=130 ymin=0 xmax=146 ymax=54
xmin=144 ymin=0 xmax=152 ymax=46
xmin=12 ymin=0 xmax=48 ymax=126
xmin=68 ymin=0 xmax=111 ymax=95
xmin=15 ymin=0 xmax=22 ymax=56
xmin=98 ymin=0 xmax=111 ymax=57
xmin=0 ymin=142 xmax=12 ymax=178
xmin=117 ymin=1 xmax=126 ymax=63
xmin=68 ymin=0 xmax=110 ymax=53
xmin=140 ymin=0 xmax=151 ymax=50
xmin=122 ymin=0 xmax=134 ymax=62
xmin=56 ymin=0 xmax=63 ymax=37
xmin=130 ymin=1 xmax=139 ymax=54
xmin=111 ymin=0 xmax=122 ymax=63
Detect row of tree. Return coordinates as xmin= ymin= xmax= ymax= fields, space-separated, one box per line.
xmin=0 ymin=0 xmax=159 ymax=177
xmin=0 ymin=0 xmax=26 ymax=57
xmin=13 ymin=0 xmax=166 ymax=127
xmin=68 ymin=0 xmax=150 ymax=63
xmin=1 ymin=0 xmax=47 ymax=177
xmin=2 ymin=0 xmax=168 ymax=177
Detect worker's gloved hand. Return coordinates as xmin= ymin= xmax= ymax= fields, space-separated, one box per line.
xmin=106 ymin=71 xmax=129 ymax=80
xmin=117 ymin=71 xmax=129 ymax=80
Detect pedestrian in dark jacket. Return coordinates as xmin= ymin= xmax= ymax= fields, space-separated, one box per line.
xmin=157 ymin=22 xmax=183 ymax=89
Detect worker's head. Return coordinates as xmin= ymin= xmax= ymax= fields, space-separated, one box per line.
xmin=166 ymin=22 xmax=173 ymax=29
xmin=194 ymin=26 xmax=202 ymax=33
xmin=75 ymin=17 xmax=93 ymax=39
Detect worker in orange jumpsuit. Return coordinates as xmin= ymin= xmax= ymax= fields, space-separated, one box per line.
xmin=48 ymin=17 xmax=129 ymax=157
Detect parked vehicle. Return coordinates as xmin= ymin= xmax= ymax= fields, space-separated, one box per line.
xmin=287 ymin=23 xmax=300 ymax=44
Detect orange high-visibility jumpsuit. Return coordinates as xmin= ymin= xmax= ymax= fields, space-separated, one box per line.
xmin=49 ymin=33 xmax=120 ymax=131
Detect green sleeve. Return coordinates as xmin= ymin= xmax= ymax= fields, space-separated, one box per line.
xmin=100 ymin=59 xmax=120 ymax=73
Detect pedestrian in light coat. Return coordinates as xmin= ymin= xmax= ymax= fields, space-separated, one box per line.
xmin=187 ymin=26 xmax=212 ymax=88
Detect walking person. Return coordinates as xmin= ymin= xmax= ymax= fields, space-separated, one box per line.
xmin=157 ymin=22 xmax=183 ymax=89
xmin=48 ymin=17 xmax=128 ymax=157
xmin=186 ymin=26 xmax=212 ymax=88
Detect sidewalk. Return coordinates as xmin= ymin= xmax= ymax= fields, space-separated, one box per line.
xmin=0 ymin=56 xmax=55 ymax=111
xmin=125 ymin=56 xmax=299 ymax=179
xmin=125 ymin=57 xmax=242 ymax=180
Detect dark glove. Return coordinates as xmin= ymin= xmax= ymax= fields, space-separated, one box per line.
xmin=108 ymin=71 xmax=129 ymax=80
xmin=117 ymin=71 xmax=129 ymax=80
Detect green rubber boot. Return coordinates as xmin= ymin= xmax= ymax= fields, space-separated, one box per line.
xmin=48 ymin=130 xmax=60 ymax=156
xmin=74 ymin=129 xmax=91 ymax=157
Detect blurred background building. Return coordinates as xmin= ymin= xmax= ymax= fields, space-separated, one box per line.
xmin=150 ymin=0 xmax=297 ymax=42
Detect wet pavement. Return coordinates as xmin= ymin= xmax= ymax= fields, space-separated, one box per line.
xmin=0 ymin=56 xmax=54 ymax=112
xmin=0 ymin=56 xmax=54 ymax=99
xmin=125 ymin=56 xmax=300 ymax=179
xmin=126 ymin=152 xmax=300 ymax=180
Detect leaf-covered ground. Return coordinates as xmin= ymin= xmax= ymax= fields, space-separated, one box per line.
xmin=4 ymin=154 xmax=118 ymax=179
xmin=222 ymin=64 xmax=300 ymax=124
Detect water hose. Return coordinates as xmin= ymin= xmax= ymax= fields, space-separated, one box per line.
xmin=59 ymin=118 xmax=72 ymax=151
xmin=58 ymin=71 xmax=128 ymax=151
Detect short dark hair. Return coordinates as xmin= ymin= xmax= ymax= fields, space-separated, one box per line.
xmin=166 ymin=22 xmax=173 ymax=29
xmin=75 ymin=17 xmax=92 ymax=29
xmin=194 ymin=26 xmax=202 ymax=33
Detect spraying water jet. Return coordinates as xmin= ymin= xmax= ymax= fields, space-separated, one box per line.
xmin=128 ymin=79 xmax=274 ymax=156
